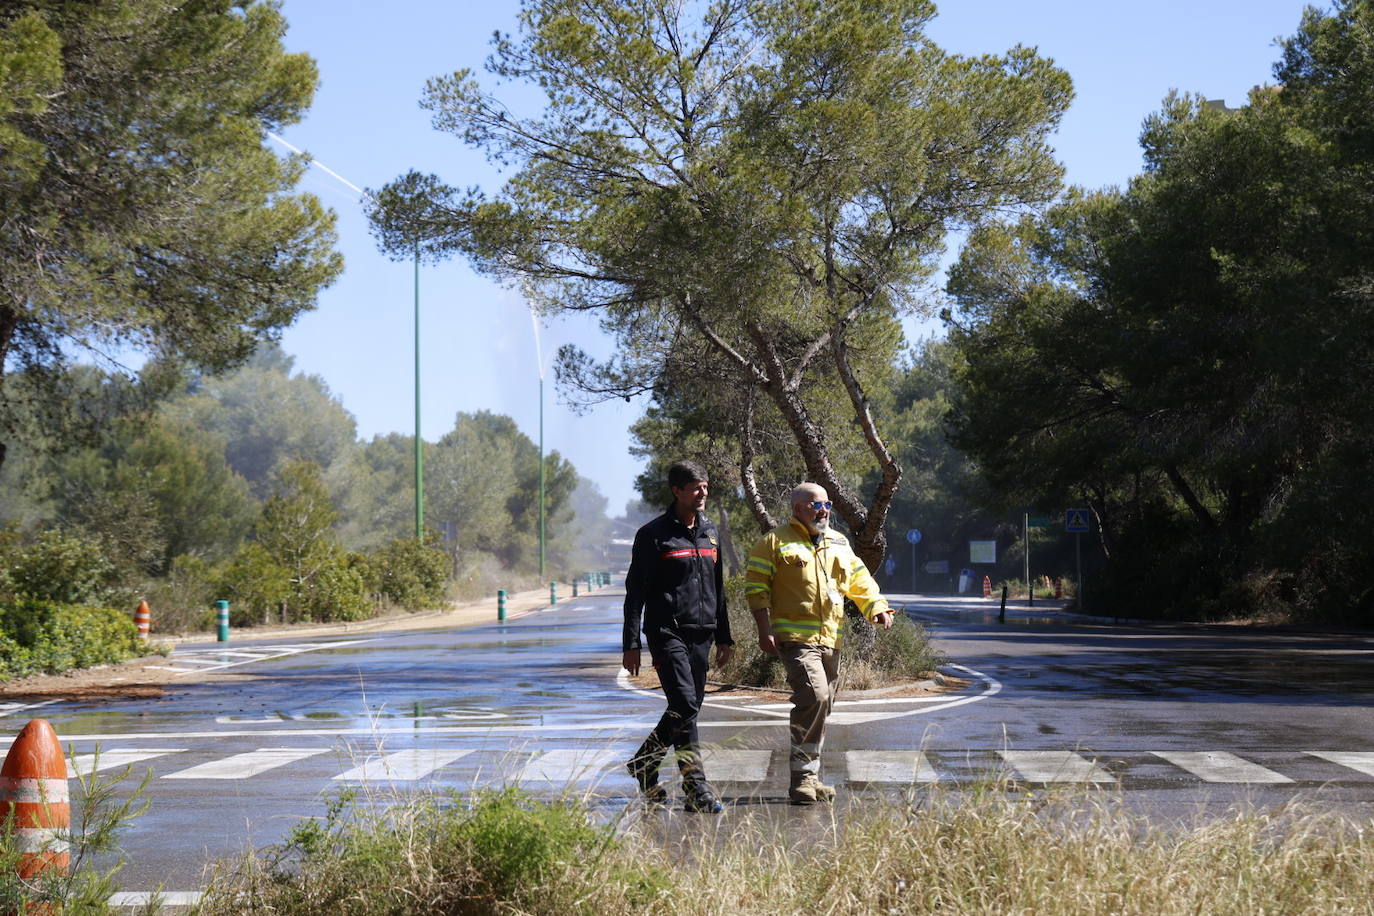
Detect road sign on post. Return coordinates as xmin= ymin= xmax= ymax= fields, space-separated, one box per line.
xmin=1065 ymin=508 xmax=1089 ymax=611
xmin=906 ymin=529 xmax=921 ymax=593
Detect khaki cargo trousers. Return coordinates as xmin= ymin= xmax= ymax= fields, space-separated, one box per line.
xmin=780 ymin=641 xmax=841 ymax=782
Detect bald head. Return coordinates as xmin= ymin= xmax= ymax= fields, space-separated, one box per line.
xmin=791 ymin=482 xmax=831 ymax=534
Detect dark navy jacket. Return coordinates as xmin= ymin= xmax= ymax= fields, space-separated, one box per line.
xmin=622 ymin=507 xmax=733 ymax=652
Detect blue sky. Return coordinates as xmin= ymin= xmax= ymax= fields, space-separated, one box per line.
xmin=273 ymin=0 xmax=1318 ymax=516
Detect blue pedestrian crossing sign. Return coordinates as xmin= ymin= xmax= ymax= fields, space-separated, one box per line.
xmin=1065 ymin=508 xmax=1090 ymax=533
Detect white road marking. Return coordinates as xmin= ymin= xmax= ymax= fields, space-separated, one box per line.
xmin=163 ymin=747 xmax=328 ymax=780
xmin=1152 ymin=751 xmax=1293 ymax=784
xmin=1305 ymin=751 xmax=1374 ymax=778
xmin=701 ymin=749 xmax=772 ymax=782
xmin=845 ymin=750 xmax=941 ymax=783
xmin=515 ymin=749 xmax=618 ymax=783
xmin=999 ymin=751 xmax=1115 ymax=783
xmin=334 ymin=749 xmax=474 ymax=782
xmin=69 ymin=749 xmax=186 ymax=778
xmin=108 ymin=891 xmax=203 ymax=906
xmin=0 ymin=699 xmax=62 ymax=718
xmin=157 ymin=639 xmax=376 ymax=675
xmin=621 ymin=664 xmax=1002 ymax=726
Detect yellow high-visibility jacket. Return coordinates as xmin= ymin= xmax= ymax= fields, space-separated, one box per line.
xmin=744 ymin=520 xmax=889 ymax=648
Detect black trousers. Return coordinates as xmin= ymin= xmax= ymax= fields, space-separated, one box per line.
xmin=641 ymin=626 xmax=713 ymax=767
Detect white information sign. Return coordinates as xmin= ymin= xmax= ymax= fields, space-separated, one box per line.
xmin=969 ymin=540 xmax=997 ymax=564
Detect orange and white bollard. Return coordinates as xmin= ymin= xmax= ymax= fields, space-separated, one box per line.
xmin=982 ymin=575 xmax=992 ymax=599
xmin=1054 ymin=577 xmax=1064 ymax=600
xmin=0 ymin=719 xmax=71 ymax=881
xmin=133 ymin=600 xmax=151 ymax=642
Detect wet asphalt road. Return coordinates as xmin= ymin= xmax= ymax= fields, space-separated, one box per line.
xmin=7 ymin=589 xmax=1374 ymax=894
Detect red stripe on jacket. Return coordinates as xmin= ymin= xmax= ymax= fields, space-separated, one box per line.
xmin=660 ymin=548 xmax=718 ymax=561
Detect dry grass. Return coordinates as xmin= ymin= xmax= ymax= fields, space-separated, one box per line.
xmin=192 ymin=781 xmax=1374 ymax=916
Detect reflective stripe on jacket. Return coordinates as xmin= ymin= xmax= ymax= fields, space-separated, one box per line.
xmin=744 ymin=520 xmax=889 ymax=648
xmin=623 ymin=508 xmax=732 ymax=652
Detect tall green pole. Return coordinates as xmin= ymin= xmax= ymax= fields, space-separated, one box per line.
xmin=539 ymin=374 xmax=545 ymax=577
xmin=414 ymin=247 xmax=423 ymax=539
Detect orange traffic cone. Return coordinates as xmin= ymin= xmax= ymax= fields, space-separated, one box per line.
xmin=0 ymin=719 xmax=70 ymax=881
xmin=982 ymin=575 xmax=992 ymax=599
xmin=133 ymin=600 xmax=151 ymax=642
xmin=1054 ymin=577 xmax=1064 ymax=600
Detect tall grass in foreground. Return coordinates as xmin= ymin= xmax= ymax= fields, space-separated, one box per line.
xmin=194 ymin=785 xmax=1374 ymax=915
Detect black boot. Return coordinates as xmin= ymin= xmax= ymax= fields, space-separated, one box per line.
xmin=626 ymin=744 xmax=667 ymax=803
xmin=678 ymin=749 xmax=723 ymax=813
xmin=682 ymin=781 xmax=723 ymax=814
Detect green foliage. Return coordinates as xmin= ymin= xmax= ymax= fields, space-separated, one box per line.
xmin=0 ymin=0 xmax=342 ymax=478
xmin=712 ymin=576 xmax=943 ymax=689
xmin=946 ymin=3 xmax=1374 ymax=622
xmin=365 ymin=537 xmax=451 ymax=610
xmin=200 ymin=788 xmax=626 ymax=915
xmin=370 ymin=0 xmax=1073 ymax=571
xmin=2 ymin=529 xmax=124 ymax=607
xmin=215 ymin=461 xmax=370 ymax=624
xmin=449 ymin=788 xmax=616 ymax=902
xmin=0 ymin=757 xmax=152 ymax=913
xmin=0 ymin=350 xmax=617 ymax=631
xmin=0 ymin=600 xmax=142 ymax=679
xmin=214 ymin=542 xmax=291 ymax=626
xmin=166 ymin=344 xmax=360 ymax=498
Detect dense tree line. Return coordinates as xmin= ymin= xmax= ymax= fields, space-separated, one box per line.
xmin=0 ymin=345 xmax=612 ymax=630
xmin=946 ymin=1 xmax=1374 ymax=621
xmin=625 ymin=1 xmax=1374 ymax=624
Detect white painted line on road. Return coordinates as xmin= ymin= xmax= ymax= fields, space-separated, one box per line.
xmin=1152 ymin=752 xmax=1293 ymax=784
xmin=159 ymin=639 xmax=377 ymax=675
xmin=0 ymin=699 xmax=62 ymax=718
xmin=515 ymin=749 xmax=618 ymax=783
xmin=163 ymin=747 xmax=328 ymax=780
xmin=844 ymin=750 xmax=940 ymax=783
xmin=108 ymin=891 xmax=203 ymax=906
xmin=70 ymin=749 xmax=186 ymax=778
xmin=1000 ymin=751 xmax=1115 ymax=783
xmin=1305 ymin=751 xmax=1374 ymax=778
xmin=334 ymin=748 xmax=474 ymax=782
xmin=701 ymin=749 xmax=772 ymax=782
xmin=625 ymin=663 xmax=1002 ymax=723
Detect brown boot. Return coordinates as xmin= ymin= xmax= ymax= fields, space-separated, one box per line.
xmin=789 ymin=773 xmax=835 ymax=806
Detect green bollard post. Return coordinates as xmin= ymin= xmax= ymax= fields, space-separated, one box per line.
xmin=497 ymin=589 xmax=507 ymax=622
xmin=572 ymin=578 xmax=579 ymax=598
xmin=550 ymin=581 xmax=558 ymax=605
xmin=215 ymin=600 xmax=230 ymax=642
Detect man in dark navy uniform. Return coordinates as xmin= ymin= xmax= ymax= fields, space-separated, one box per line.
xmin=622 ymin=460 xmax=733 ymax=812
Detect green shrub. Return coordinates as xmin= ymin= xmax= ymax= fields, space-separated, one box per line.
xmin=215 ymin=542 xmax=373 ymax=625
xmin=5 ymin=529 xmax=124 ymax=606
xmin=0 ymin=600 xmax=143 ymax=679
xmin=141 ymin=553 xmax=217 ymax=632
xmin=713 ymin=575 xmax=944 ymax=690
xmin=365 ymin=536 xmax=451 ymax=610
xmin=199 ymin=788 xmax=628 ymax=915
xmin=302 ymin=553 xmax=371 ymax=622
xmin=214 ymin=542 xmax=291 ymax=626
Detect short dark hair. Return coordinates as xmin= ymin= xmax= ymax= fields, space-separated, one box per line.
xmin=667 ymin=460 xmax=708 ymax=490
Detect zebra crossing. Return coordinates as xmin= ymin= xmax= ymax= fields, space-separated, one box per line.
xmin=60 ymin=745 xmax=1374 ymax=791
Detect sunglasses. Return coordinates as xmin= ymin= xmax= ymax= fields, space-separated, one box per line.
xmin=808 ymin=500 xmax=833 ymax=511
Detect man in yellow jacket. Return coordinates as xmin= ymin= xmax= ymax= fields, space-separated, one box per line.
xmin=745 ymin=482 xmax=894 ymax=805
